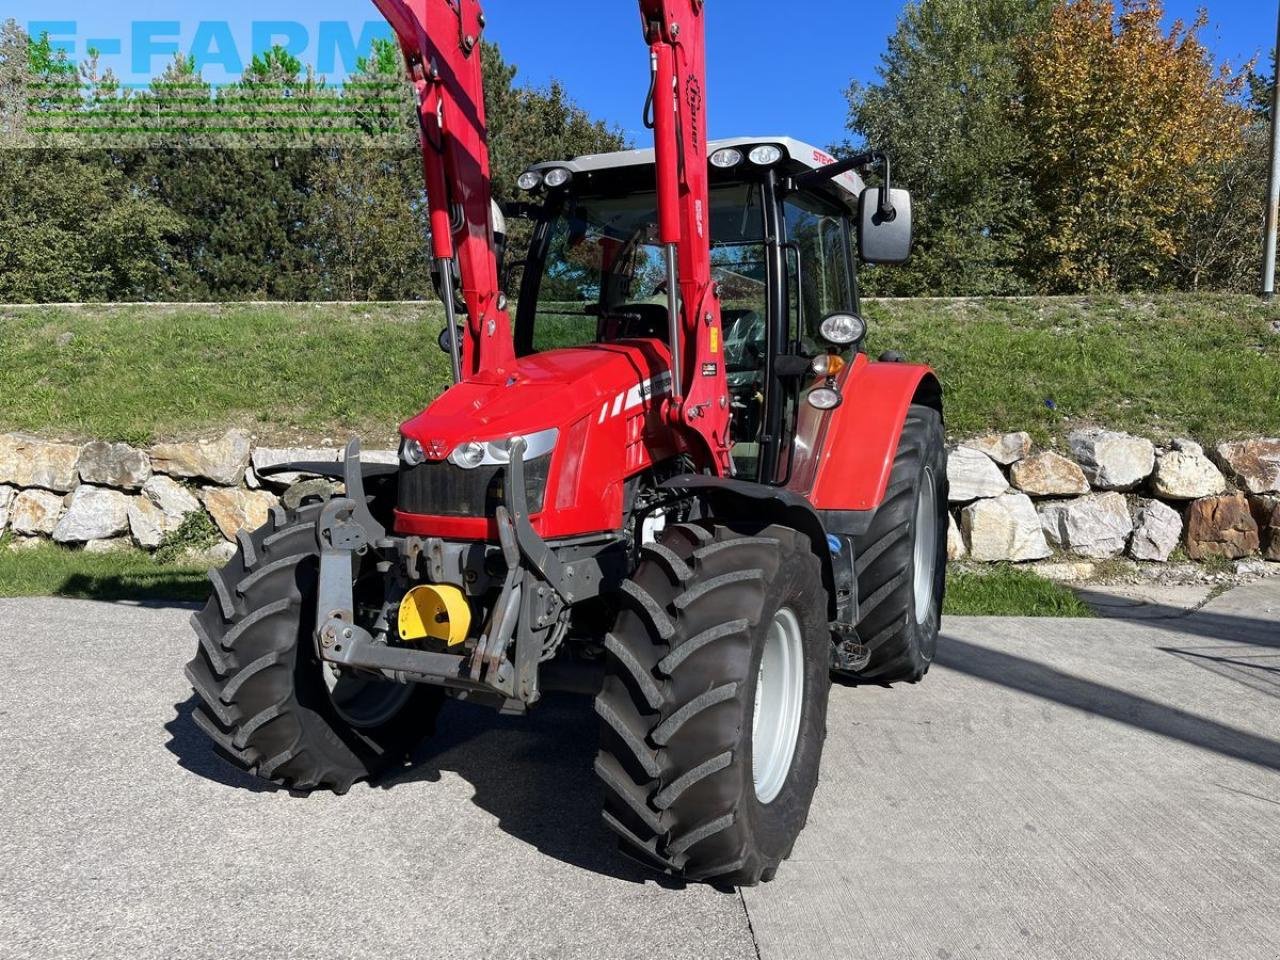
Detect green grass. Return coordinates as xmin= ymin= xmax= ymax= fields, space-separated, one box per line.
xmin=0 ymin=294 xmax=1275 ymax=446
xmin=0 ymin=302 xmax=454 ymax=447
xmin=0 ymin=540 xmax=213 ymax=602
xmin=0 ymin=536 xmax=1087 ymax=617
xmin=864 ymin=294 xmax=1280 ymax=446
xmin=943 ymin=566 xmax=1095 ymax=618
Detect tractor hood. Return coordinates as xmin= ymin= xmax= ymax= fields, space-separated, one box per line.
xmin=400 ymin=340 xmax=674 ymax=458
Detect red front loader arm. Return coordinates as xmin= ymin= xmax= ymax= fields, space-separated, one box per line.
xmin=370 ymin=0 xmax=733 ymax=475
xmin=371 ymin=0 xmax=515 ymax=382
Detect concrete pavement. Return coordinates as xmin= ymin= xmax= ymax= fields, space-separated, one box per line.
xmin=1 ymin=581 xmax=1277 ymax=959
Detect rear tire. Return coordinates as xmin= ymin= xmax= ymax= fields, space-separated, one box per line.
xmin=842 ymin=403 xmax=947 ymax=685
xmin=595 ymin=522 xmax=831 ymax=886
xmin=185 ymin=502 xmax=441 ymax=793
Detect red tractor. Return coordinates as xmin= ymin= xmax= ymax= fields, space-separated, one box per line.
xmin=186 ymin=0 xmax=946 ymax=887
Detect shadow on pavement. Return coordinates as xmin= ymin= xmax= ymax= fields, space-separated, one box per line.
xmin=936 ymin=635 xmax=1280 ymax=773
xmin=164 ymin=696 xmax=281 ymax=793
xmin=1158 ymin=645 xmax=1280 ymax=700
xmin=1073 ymin=589 xmax=1280 ymax=649
xmin=381 ymin=693 xmax=673 ymax=886
xmin=164 ymin=689 xmax=672 ymax=885
xmin=55 ymin=572 xmax=211 ymax=606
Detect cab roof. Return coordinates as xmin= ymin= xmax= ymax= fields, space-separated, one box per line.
xmin=528 ymin=136 xmax=866 ymax=209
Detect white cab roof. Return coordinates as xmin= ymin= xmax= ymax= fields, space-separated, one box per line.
xmin=530 ymin=136 xmax=866 ymax=206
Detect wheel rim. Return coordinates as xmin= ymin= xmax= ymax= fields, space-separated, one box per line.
xmin=913 ymin=466 xmax=938 ymax=625
xmin=323 ymin=664 xmax=415 ymax=729
xmin=752 ymin=607 xmax=805 ymax=805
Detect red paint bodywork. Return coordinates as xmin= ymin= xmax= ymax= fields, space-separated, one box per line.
xmin=371 ymin=0 xmax=938 ymax=544
xmin=395 ymin=341 xmax=684 ymax=540
xmin=787 ymin=356 xmax=941 ymax=512
xmin=371 ymin=0 xmax=731 ymax=468
xmin=396 ymin=347 xmax=938 ymax=540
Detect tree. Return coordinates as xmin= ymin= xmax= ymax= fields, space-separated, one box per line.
xmin=843 ymin=0 xmax=1052 ymax=297
xmin=0 ymin=20 xmax=29 ymax=140
xmin=1173 ymin=47 xmax=1271 ymax=293
xmin=481 ymin=41 xmax=625 ymax=204
xmin=303 ymin=47 xmax=427 ymax=300
xmin=1169 ymin=124 xmax=1267 ymax=292
xmin=0 ymin=24 xmax=625 ymax=302
xmin=1250 ymin=50 xmax=1276 ymax=119
xmin=0 ymin=149 xmax=185 ymax=301
xmin=1019 ymin=0 xmax=1251 ymax=292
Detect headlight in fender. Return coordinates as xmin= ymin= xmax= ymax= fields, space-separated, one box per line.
xmin=448 ymin=427 xmax=559 ymax=469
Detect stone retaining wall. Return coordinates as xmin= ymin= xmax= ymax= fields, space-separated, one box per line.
xmin=947 ymin=430 xmax=1280 ymax=580
xmin=1 ymin=427 xmax=1278 ymax=581
xmin=0 ymin=431 xmax=394 ymax=561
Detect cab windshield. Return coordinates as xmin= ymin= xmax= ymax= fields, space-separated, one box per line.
xmin=522 ymin=184 xmax=769 ymax=362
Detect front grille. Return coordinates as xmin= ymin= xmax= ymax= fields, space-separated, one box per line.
xmin=397 ymin=454 xmax=551 ymax=518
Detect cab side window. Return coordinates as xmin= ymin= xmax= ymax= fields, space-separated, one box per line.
xmin=784 ymin=196 xmax=853 ymax=353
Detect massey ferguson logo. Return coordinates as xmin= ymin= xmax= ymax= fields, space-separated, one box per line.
xmin=686 ymin=76 xmax=702 ymax=151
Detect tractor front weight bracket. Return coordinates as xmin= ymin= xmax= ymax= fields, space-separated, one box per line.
xmin=310 ymin=436 xmax=610 ymax=709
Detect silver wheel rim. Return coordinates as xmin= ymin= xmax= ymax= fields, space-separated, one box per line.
xmin=324 ymin=663 xmax=415 ymax=729
xmin=752 ymin=607 xmax=805 ymax=805
xmin=913 ymin=466 xmax=938 ymax=625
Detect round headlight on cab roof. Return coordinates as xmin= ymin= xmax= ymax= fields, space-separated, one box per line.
xmin=749 ymin=144 xmax=784 ymax=166
xmin=819 ymin=312 xmax=867 ymax=346
xmin=517 ymin=171 xmax=543 ymax=192
xmin=710 ymin=147 xmax=744 ymax=169
xmin=543 ymin=167 xmax=572 ymax=189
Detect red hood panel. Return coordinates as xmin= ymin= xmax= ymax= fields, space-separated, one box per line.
xmin=401 ymin=341 xmax=672 ymax=450
xmin=397 ymin=339 xmax=681 ymax=540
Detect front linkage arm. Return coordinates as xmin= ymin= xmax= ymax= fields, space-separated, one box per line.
xmin=310 ymin=440 xmax=620 ymax=708
xmin=312 ymin=440 xmax=476 ymax=691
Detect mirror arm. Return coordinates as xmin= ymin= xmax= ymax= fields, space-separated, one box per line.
xmin=793 ymin=150 xmax=897 ymax=221
xmin=876 ymin=154 xmax=895 ymax=221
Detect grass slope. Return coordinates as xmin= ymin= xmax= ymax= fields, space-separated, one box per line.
xmin=864 ymin=294 xmax=1280 ymax=445
xmin=0 ymin=303 xmax=451 ymax=447
xmin=0 ymin=295 xmax=1276 ymax=446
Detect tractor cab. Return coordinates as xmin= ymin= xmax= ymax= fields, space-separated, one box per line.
xmin=506 ymin=137 xmax=901 ymax=481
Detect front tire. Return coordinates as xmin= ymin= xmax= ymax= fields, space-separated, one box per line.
xmin=185 ymin=502 xmax=441 ymax=793
xmin=842 ymin=403 xmax=947 ymax=685
xmin=595 ymin=522 xmax=831 ymax=886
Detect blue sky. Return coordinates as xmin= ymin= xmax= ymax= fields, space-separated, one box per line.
xmin=13 ymin=0 xmax=1272 ymax=148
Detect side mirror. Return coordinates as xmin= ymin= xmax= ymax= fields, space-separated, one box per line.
xmin=438 ymin=324 xmax=464 ymax=355
xmin=858 ymin=187 xmax=913 ymax=265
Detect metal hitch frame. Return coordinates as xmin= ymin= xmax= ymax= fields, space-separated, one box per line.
xmin=312 ymin=438 xmax=618 ymax=707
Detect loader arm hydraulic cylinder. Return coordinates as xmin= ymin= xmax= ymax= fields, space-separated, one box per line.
xmin=371 ymin=0 xmax=515 ymax=381
xmin=372 ymin=0 xmax=733 ymax=474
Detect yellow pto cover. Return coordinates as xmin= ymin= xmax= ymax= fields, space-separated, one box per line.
xmin=397 ymin=584 xmax=471 ymax=646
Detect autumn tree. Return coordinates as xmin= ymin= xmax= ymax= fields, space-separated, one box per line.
xmin=1173 ymin=47 xmax=1272 ymax=293
xmin=1019 ymin=0 xmax=1251 ymax=292
xmin=843 ymin=0 xmax=1052 ymax=296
